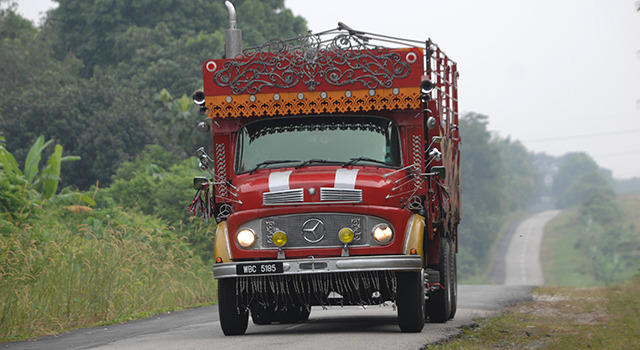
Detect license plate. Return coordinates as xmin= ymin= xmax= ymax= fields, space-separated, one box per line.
xmin=236 ymin=262 xmax=283 ymax=275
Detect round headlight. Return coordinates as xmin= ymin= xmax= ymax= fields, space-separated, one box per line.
xmin=372 ymin=224 xmax=393 ymax=244
xmin=237 ymin=228 xmax=257 ymax=248
xmin=339 ymin=227 xmax=354 ymax=243
xmin=272 ymin=231 xmax=287 ymax=247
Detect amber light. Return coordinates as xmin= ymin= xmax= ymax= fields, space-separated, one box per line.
xmin=410 ymin=248 xmax=417 ymax=255
xmin=215 ymin=257 xmax=223 ymax=264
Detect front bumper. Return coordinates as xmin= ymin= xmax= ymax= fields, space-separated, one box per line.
xmin=212 ymin=254 xmax=422 ymax=279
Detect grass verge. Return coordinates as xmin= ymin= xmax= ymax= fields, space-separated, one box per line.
xmin=0 ymin=206 xmax=217 ymax=343
xmin=429 ymin=276 xmax=640 ymax=349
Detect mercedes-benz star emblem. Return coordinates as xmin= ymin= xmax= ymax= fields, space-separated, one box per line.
xmin=301 ymin=218 xmax=326 ymax=243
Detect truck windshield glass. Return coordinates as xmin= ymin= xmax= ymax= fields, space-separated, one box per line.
xmin=235 ymin=115 xmax=402 ymax=173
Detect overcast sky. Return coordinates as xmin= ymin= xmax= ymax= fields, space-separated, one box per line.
xmin=14 ymin=0 xmax=640 ymax=179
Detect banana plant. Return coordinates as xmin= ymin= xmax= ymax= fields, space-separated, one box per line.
xmin=0 ymin=135 xmax=94 ymax=212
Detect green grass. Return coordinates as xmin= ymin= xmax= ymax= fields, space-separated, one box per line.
xmin=541 ymin=194 xmax=640 ymax=287
xmin=541 ymin=212 xmax=600 ymax=286
xmin=0 ymin=206 xmax=217 ymax=342
xmin=432 ymin=277 xmax=640 ymax=349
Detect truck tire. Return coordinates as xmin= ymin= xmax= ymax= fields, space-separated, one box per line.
xmin=427 ymin=236 xmax=452 ymax=323
xmin=449 ymin=235 xmax=458 ymax=320
xmin=218 ymin=278 xmax=249 ymax=335
xmin=250 ymin=304 xmax=274 ymax=325
xmin=396 ymin=271 xmax=426 ymax=333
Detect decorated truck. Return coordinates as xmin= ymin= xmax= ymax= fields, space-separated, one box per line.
xmin=188 ymin=1 xmax=460 ymax=335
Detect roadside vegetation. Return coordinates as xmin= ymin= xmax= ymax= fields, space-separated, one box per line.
xmin=0 ymin=137 xmax=216 ymax=342
xmin=433 ymin=156 xmax=640 ymax=349
xmin=430 ymin=276 xmax=640 ymax=349
xmin=543 ymin=154 xmax=640 ymax=287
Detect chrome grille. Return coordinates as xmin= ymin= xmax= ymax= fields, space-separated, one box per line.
xmin=263 ymin=188 xmax=304 ymax=205
xmin=261 ymin=214 xmax=366 ymax=248
xmin=320 ymin=188 xmax=362 ymax=202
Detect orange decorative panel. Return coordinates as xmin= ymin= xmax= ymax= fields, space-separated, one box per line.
xmin=205 ymin=87 xmax=420 ymax=118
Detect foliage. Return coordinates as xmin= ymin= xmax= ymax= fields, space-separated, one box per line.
xmin=457 ymin=113 xmax=539 ymax=281
xmin=543 ymin=195 xmax=640 ymax=286
xmin=0 ymin=205 xmax=216 ymax=342
xmin=153 ymin=89 xmax=210 ymax=157
xmin=99 ymin=145 xmax=216 ymax=262
xmin=0 ymin=0 xmax=307 ymax=190
xmin=553 ymin=152 xmax=612 ymax=208
xmin=0 ymin=135 xmax=84 ymax=223
xmin=47 ymin=0 xmax=307 ymax=78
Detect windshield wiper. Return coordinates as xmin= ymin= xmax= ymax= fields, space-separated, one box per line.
xmin=342 ymin=157 xmax=390 ymax=167
xmin=248 ymin=160 xmax=300 ymax=174
xmin=295 ymin=158 xmax=343 ymax=169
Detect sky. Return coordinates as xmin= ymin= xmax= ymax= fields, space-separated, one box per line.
xmin=13 ymin=0 xmax=640 ymax=179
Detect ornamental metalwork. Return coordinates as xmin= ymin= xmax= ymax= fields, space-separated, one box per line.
xmin=212 ymin=33 xmax=412 ymax=94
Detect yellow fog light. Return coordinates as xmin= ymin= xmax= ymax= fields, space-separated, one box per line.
xmin=237 ymin=228 xmax=257 ymax=248
xmin=339 ymin=227 xmax=354 ymax=243
xmin=373 ymin=224 xmax=394 ymax=244
xmin=272 ymin=231 xmax=287 ymax=247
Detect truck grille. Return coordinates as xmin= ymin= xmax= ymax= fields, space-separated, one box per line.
xmin=261 ymin=213 xmax=366 ymax=248
xmin=263 ymin=188 xmax=304 ymax=205
xmin=320 ymin=188 xmax=362 ymax=202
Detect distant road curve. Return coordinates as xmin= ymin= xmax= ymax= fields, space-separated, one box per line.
xmin=503 ymin=210 xmax=561 ymax=285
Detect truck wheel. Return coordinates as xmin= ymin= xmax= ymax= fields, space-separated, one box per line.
xmin=218 ymin=278 xmax=249 ymax=335
xmin=427 ymin=236 xmax=452 ymax=323
xmin=250 ymin=304 xmax=274 ymax=325
xmin=396 ymin=271 xmax=426 ymax=333
xmin=449 ymin=236 xmax=458 ymax=320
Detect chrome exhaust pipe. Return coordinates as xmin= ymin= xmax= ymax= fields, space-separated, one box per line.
xmin=224 ymin=1 xmax=242 ymax=58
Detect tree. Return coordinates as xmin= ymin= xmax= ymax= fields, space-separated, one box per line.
xmin=553 ymin=152 xmax=611 ymax=208
xmin=46 ymin=0 xmax=307 ymax=77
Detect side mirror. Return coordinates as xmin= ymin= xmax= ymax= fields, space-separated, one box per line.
xmin=430 ymin=166 xmax=446 ymax=180
xmin=426 ymin=117 xmax=437 ymax=130
xmin=193 ymin=176 xmax=208 ymax=190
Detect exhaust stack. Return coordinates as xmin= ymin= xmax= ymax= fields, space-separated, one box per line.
xmin=224 ymin=1 xmax=242 ymax=58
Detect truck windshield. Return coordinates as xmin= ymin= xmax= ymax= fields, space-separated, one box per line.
xmin=235 ymin=115 xmax=402 ymax=173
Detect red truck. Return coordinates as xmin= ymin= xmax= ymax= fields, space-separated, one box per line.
xmin=189 ymin=2 xmax=460 ymax=335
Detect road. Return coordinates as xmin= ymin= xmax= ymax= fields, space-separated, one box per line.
xmin=2 ymin=210 xmax=560 ymax=350
xmin=502 ymin=210 xmax=561 ymax=285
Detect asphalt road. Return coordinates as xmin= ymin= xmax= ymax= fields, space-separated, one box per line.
xmin=3 ymin=210 xmax=559 ymax=350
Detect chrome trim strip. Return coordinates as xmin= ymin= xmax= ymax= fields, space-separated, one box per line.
xmin=263 ymin=188 xmax=304 ymax=205
xmin=213 ymin=255 xmax=422 ymax=278
xmin=320 ymin=187 xmax=363 ymax=202
xmin=262 ymin=200 xmax=361 ymax=206
xmin=224 ymin=222 xmax=232 ymax=259
xmin=403 ymin=215 xmax=416 ymax=254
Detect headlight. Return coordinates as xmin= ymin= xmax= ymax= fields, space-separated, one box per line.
xmin=372 ymin=224 xmax=393 ymax=244
xmin=339 ymin=227 xmax=354 ymax=243
xmin=272 ymin=231 xmax=287 ymax=247
xmin=237 ymin=228 xmax=257 ymax=248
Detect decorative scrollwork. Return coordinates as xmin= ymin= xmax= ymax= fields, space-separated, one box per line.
xmin=213 ymin=33 xmax=412 ymax=95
